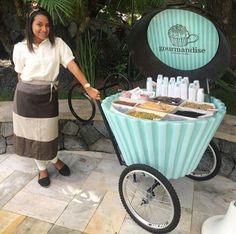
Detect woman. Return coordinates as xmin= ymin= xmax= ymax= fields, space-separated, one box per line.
xmin=12 ymin=4 xmax=100 ymax=187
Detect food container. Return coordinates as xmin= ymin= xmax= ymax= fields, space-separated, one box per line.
xmin=151 ymin=96 xmax=183 ymax=106
xmin=125 ymin=108 xmax=166 ymax=121
xmin=162 ymin=113 xmax=194 ymax=121
xmin=112 ymin=99 xmax=139 ymax=109
xmin=137 ymin=101 xmax=176 ymax=113
xmin=112 ymin=97 xmax=145 ymax=109
xmin=180 ymin=100 xmax=216 ymax=111
xmin=171 ymin=107 xmax=212 ymax=118
xmin=111 ymin=104 xmax=131 ymax=114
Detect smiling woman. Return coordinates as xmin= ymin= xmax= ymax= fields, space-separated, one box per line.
xmin=11 ymin=3 xmax=100 ymax=188
xmin=32 ymin=15 xmax=50 ymax=44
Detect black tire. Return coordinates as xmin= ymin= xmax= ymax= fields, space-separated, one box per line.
xmin=119 ymin=164 xmax=181 ymax=233
xmin=103 ymin=73 xmax=133 ymax=98
xmin=68 ymin=83 xmax=96 ymax=123
xmin=187 ymin=141 xmax=221 ymax=181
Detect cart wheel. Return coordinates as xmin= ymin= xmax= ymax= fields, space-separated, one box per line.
xmin=119 ymin=164 xmax=180 ymax=233
xmin=103 ymin=73 xmax=132 ymax=98
xmin=187 ymin=141 xmax=221 ymax=181
xmin=68 ymin=83 xmax=96 ymax=123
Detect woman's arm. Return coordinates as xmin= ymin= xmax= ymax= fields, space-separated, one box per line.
xmin=67 ymin=60 xmax=100 ymax=100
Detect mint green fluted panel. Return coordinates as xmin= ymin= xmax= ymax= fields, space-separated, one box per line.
xmin=101 ymin=94 xmax=226 ymax=179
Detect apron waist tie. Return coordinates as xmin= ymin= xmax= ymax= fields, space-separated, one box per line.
xmin=50 ymin=81 xmax=58 ymax=102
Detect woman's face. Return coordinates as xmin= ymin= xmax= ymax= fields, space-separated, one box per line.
xmin=32 ymin=14 xmax=50 ymax=44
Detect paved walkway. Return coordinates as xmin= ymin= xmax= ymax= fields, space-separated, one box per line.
xmin=0 ymin=150 xmax=235 ymax=234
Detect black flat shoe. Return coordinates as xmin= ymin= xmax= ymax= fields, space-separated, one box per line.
xmin=58 ymin=164 xmax=71 ymax=176
xmin=38 ymin=176 xmax=50 ymax=187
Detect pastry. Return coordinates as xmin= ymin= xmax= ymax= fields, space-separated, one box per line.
xmin=138 ymin=101 xmax=174 ymax=113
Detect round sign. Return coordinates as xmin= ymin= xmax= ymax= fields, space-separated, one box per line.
xmin=147 ymin=9 xmax=219 ymax=70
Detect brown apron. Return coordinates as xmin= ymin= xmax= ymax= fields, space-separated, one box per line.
xmin=13 ymin=80 xmax=58 ymax=160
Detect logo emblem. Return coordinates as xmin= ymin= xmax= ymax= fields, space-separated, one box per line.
xmin=168 ymin=24 xmax=199 ymax=47
xmin=147 ymin=9 xmax=219 ymax=70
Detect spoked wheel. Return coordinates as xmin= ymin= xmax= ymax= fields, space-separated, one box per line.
xmin=68 ymin=83 xmax=96 ymax=123
xmin=119 ymin=164 xmax=180 ymax=233
xmin=103 ymin=73 xmax=133 ymax=98
xmin=187 ymin=141 xmax=221 ymax=181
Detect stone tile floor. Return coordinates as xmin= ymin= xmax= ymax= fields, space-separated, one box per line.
xmin=0 ymin=151 xmax=235 ymax=234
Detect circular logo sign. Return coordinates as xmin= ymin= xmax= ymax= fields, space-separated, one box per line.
xmin=147 ymin=9 xmax=219 ymax=70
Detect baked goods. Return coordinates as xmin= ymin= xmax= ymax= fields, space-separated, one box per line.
xmin=174 ymin=110 xmax=205 ymax=118
xmin=127 ymin=111 xmax=162 ymax=120
xmin=113 ymin=100 xmax=137 ymax=107
xmin=138 ymin=101 xmax=175 ymax=113
xmin=152 ymin=96 xmax=183 ymax=106
xmin=181 ymin=101 xmax=215 ymax=111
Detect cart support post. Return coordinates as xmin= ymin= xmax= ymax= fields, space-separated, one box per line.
xmin=96 ymin=100 xmax=126 ymax=166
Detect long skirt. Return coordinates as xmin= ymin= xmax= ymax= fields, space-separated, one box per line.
xmin=13 ymin=81 xmax=58 ymax=160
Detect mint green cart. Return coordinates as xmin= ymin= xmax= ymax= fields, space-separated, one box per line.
xmin=98 ymin=93 xmax=225 ymax=233
xmin=97 ymin=5 xmax=230 ymax=234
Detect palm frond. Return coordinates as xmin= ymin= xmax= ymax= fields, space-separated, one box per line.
xmin=23 ymin=0 xmax=80 ymax=24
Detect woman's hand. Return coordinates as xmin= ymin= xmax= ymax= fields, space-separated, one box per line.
xmin=85 ymin=87 xmax=101 ymax=100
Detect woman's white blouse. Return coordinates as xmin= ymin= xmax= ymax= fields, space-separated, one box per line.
xmin=13 ymin=37 xmax=75 ymax=82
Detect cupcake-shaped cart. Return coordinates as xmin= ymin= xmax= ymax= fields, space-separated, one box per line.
xmin=98 ymin=6 xmax=230 ymax=234
xmin=102 ymin=94 xmax=225 ymax=179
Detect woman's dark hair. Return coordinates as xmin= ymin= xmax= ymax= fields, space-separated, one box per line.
xmin=26 ymin=7 xmax=55 ymax=52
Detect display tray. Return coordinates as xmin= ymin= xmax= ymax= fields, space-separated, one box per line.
xmin=111 ymin=105 xmax=166 ymax=121
xmin=163 ymin=113 xmax=194 ymax=121
xmin=126 ymin=107 xmax=166 ymax=120
xmin=111 ymin=96 xmax=218 ymax=121
xmin=180 ymin=100 xmax=216 ymax=111
xmin=137 ymin=101 xmax=176 ymax=113
xmin=171 ymin=108 xmax=207 ymax=118
xmin=112 ymin=97 xmax=145 ymax=110
xmin=151 ymin=96 xmax=183 ymax=106
xmin=111 ymin=104 xmax=131 ymax=114
xmin=112 ymin=100 xmax=137 ymax=109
